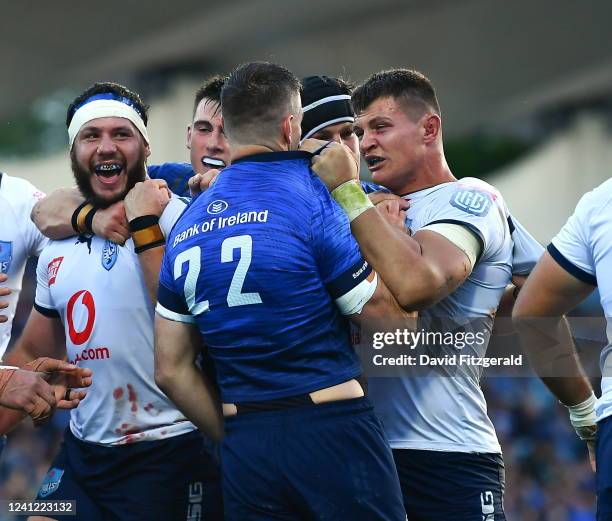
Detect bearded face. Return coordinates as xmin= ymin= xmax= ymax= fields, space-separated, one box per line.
xmin=70 ymin=117 xmax=149 ymax=208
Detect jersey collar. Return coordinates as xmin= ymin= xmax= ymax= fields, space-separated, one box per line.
xmin=232 ymin=151 xmax=312 ymax=164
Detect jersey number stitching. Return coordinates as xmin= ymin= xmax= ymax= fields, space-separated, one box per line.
xmin=174 ymin=235 xmax=262 ymax=314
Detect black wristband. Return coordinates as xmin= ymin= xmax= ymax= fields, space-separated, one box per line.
xmin=129 ymin=215 xmax=160 ymax=232
xmin=71 ymin=201 xmax=89 ymax=234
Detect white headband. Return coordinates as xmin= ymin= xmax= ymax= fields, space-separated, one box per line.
xmin=302 ymin=94 xmax=352 ymax=113
xmin=302 ymin=116 xmax=355 ymax=140
xmin=68 ymin=99 xmax=149 ymax=148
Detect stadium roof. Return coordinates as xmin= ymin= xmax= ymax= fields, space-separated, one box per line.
xmin=3 ymin=0 xmax=612 ymax=136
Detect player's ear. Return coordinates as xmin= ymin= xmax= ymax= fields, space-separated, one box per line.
xmin=422 ymin=114 xmax=441 ymax=145
xmin=186 ymin=125 xmax=192 ymax=150
xmin=281 ymin=115 xmax=293 ymax=150
xmin=144 ymin=141 xmax=151 ymax=159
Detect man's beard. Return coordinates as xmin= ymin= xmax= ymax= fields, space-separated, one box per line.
xmin=71 ymin=149 xmax=147 ymax=208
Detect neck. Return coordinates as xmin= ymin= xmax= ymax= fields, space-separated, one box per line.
xmin=231 ymin=141 xmax=290 ymax=163
xmin=396 ymin=150 xmax=455 ymax=195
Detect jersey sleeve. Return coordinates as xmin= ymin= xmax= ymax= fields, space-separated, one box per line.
xmin=549 ymin=192 xmax=597 ymax=285
xmin=508 ymin=214 xmax=544 ymax=275
xmin=33 ymin=250 xmax=60 ymax=318
xmin=14 ymin=178 xmax=48 ymax=257
xmin=155 ymin=246 xmax=196 ymax=324
xmin=310 ymin=176 xmax=376 ymax=314
xmin=148 ymin=162 xmax=193 ymax=197
xmin=423 ymin=184 xmax=508 ymax=260
xmin=159 ymin=197 xmax=188 ymax=237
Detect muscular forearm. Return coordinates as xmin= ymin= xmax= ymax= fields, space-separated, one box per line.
xmin=32 ymin=187 xmax=84 ymax=239
xmin=515 ymin=314 xmax=592 ymax=406
xmin=156 ymin=363 xmax=223 ymax=441
xmin=351 ymin=208 xmax=446 ymax=310
xmin=136 ymin=246 xmax=164 ymax=305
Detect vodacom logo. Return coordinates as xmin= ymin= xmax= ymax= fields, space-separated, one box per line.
xmin=67 ymin=290 xmax=96 ymax=345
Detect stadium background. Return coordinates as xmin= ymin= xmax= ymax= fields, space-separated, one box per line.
xmin=1 ymin=1 xmax=611 ymax=518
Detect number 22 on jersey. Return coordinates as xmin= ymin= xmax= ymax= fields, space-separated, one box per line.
xmin=173 ymin=234 xmax=262 ymax=314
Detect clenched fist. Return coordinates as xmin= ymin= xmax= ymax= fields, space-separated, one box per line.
xmin=124 ymin=179 xmax=171 ymax=221
xmin=188 ymin=169 xmax=221 ymax=197
xmin=92 ymin=200 xmax=130 ymax=245
xmin=301 ymin=139 xmax=359 ymax=191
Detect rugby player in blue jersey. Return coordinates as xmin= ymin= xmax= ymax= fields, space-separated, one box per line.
xmin=154 ymin=61 xmax=408 ymax=521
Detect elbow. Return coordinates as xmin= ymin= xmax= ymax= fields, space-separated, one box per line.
xmin=154 ymin=358 xmax=174 ymax=394
xmin=30 ymin=202 xmax=47 ymax=235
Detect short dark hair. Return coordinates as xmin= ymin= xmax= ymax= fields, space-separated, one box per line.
xmin=352 ymin=69 xmax=440 ymax=119
xmin=193 ymin=75 xmax=227 ymax=117
xmin=221 ymin=61 xmax=301 ymax=143
xmin=66 ymin=82 xmax=149 ymax=127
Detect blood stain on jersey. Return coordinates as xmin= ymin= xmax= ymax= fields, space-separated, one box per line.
xmin=127 ymin=383 xmax=138 ymax=412
xmin=113 ymin=387 xmax=124 ymax=400
xmin=0 ymin=241 xmax=12 ymax=273
xmin=144 ymin=402 xmax=161 ymax=416
xmin=102 ymin=240 xmax=118 ymax=271
xmin=450 ymin=188 xmax=492 ymax=217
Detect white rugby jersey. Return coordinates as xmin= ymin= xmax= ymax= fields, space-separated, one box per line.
xmin=0 ymin=173 xmax=47 ymax=358
xmin=34 ymin=197 xmax=196 ymax=445
xmin=369 ymin=177 xmax=515 ymax=453
xmin=548 ymin=178 xmax=612 ymax=423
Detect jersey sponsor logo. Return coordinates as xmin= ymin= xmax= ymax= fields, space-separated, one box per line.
xmin=48 ymin=256 xmax=64 ymax=285
xmin=206 ymin=199 xmax=228 ymax=215
xmin=450 ymin=189 xmax=492 ymax=217
xmin=172 ymin=211 xmax=269 ymax=247
xmin=0 ymin=241 xmax=12 ymax=273
xmin=101 ymin=240 xmax=118 ymax=271
xmin=352 ymin=260 xmax=369 ymax=279
xmin=38 ymin=467 xmax=64 ymax=498
xmin=69 ymin=346 xmax=110 ymax=365
xmin=67 ymin=290 xmax=96 ymax=345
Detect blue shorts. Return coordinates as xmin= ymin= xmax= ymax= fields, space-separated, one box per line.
xmin=393 ymin=449 xmax=506 ymax=521
xmin=35 ymin=428 xmax=223 ymax=521
xmin=597 ymin=415 xmax=612 ymax=520
xmin=220 ymin=396 xmax=406 ymax=521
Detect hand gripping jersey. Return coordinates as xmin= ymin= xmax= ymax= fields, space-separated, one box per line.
xmin=369 ymin=177 xmax=514 ymax=453
xmin=157 ymin=151 xmax=373 ymax=403
xmin=361 ymin=178 xmax=544 ymax=276
xmin=34 ymin=197 xmax=196 ymax=445
xmin=548 ymin=178 xmax=612 ymax=423
xmin=0 ymin=173 xmax=47 ymax=358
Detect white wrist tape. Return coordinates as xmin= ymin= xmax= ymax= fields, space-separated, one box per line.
xmin=565 ymin=392 xmax=597 ymax=441
xmin=331 ymin=180 xmax=374 ymax=222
